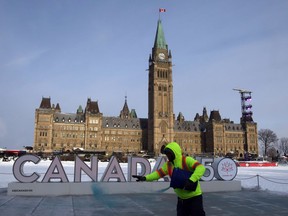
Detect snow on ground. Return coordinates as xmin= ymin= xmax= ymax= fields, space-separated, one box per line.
xmin=235 ymin=166 xmax=288 ymax=194
xmin=1 ymin=159 xmax=288 ymax=194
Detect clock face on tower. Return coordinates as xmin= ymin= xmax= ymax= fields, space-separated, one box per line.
xmin=158 ymin=53 xmax=165 ymax=60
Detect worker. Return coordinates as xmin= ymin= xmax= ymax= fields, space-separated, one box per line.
xmin=133 ymin=142 xmax=206 ymax=216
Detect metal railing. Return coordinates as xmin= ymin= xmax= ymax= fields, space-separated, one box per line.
xmin=235 ymin=174 xmax=288 ymax=191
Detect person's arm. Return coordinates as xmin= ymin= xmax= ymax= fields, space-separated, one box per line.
xmin=183 ymin=157 xmax=206 ymax=191
xmin=133 ymin=162 xmax=169 ymax=181
xmin=187 ymin=157 xmax=206 ymax=182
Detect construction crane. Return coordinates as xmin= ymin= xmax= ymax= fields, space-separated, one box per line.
xmin=233 ymin=88 xmax=252 ymax=94
xmin=233 ymin=88 xmax=253 ymax=123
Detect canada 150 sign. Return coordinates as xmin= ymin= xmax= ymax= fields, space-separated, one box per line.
xmin=12 ymin=154 xmax=237 ymax=183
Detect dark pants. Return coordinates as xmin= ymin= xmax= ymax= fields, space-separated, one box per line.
xmin=177 ymin=195 xmax=206 ymax=216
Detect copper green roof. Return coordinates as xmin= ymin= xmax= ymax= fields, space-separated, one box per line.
xmin=130 ymin=109 xmax=138 ymax=118
xmin=77 ymin=105 xmax=83 ymax=113
xmin=154 ymin=19 xmax=167 ymax=49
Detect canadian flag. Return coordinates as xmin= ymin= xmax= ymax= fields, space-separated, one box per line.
xmin=159 ymin=8 xmax=166 ymax=12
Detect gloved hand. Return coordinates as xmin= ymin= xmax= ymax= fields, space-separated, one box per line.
xmin=183 ymin=179 xmax=198 ymax=191
xmin=132 ymin=175 xmax=146 ymax=182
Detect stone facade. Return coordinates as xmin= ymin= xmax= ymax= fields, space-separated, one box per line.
xmin=34 ymin=19 xmax=258 ymax=158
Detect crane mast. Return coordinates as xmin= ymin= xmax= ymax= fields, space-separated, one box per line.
xmin=233 ymin=88 xmax=253 ymax=123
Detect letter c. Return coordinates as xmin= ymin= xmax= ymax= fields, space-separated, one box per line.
xmin=13 ymin=154 xmax=41 ymax=183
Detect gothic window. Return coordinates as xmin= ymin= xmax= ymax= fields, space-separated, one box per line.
xmin=160 ymin=122 xmax=167 ymax=133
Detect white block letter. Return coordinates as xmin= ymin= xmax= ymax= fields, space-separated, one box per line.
xmin=13 ymin=154 xmax=41 ymax=183
xmin=42 ymin=156 xmax=69 ymax=182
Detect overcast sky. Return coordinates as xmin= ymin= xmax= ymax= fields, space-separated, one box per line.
xmin=0 ymin=0 xmax=287 ymax=149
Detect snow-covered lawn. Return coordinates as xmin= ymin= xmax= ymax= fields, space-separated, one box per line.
xmin=235 ymin=166 xmax=288 ymax=194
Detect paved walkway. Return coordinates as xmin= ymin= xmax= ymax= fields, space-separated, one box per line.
xmin=0 ymin=188 xmax=287 ymax=216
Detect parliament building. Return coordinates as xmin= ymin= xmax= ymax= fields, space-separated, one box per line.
xmin=34 ymin=19 xmax=258 ymax=159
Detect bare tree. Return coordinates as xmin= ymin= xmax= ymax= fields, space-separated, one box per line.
xmin=258 ymin=129 xmax=278 ymax=156
xmin=278 ymin=137 xmax=288 ymax=156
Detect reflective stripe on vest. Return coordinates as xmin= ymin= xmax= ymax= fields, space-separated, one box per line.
xmin=192 ymin=161 xmax=201 ymax=170
xmin=156 ymin=168 xmax=166 ymax=178
xmin=167 ymin=162 xmax=173 ymax=177
xmin=167 ymin=156 xmax=190 ymax=177
xmin=182 ymin=156 xmax=188 ymax=171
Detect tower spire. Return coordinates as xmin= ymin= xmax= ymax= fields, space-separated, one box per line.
xmin=154 ymin=19 xmax=167 ymax=49
xmin=120 ymin=95 xmax=130 ymax=119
